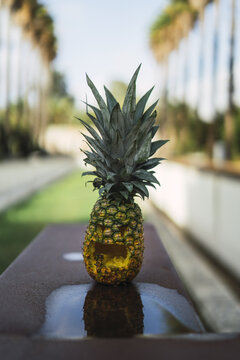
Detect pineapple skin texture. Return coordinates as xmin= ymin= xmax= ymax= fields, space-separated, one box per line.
xmin=83 ymin=197 xmax=144 ymax=285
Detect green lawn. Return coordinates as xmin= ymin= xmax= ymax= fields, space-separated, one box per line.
xmin=0 ymin=170 xmax=98 ymax=274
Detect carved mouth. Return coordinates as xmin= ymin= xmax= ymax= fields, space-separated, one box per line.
xmin=94 ymin=242 xmax=128 ymax=268
xmin=94 ymin=242 xmax=127 ymax=258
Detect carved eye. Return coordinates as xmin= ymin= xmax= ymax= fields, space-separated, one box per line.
xmin=97 ymin=224 xmax=128 ymax=238
xmin=119 ymin=226 xmax=127 ymax=237
xmin=97 ymin=225 xmax=104 ymax=236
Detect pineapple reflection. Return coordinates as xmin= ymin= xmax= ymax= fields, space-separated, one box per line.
xmin=37 ymin=282 xmax=202 ymax=339
xmin=84 ymin=283 xmax=195 ymax=337
xmin=84 ymin=283 xmax=143 ymax=337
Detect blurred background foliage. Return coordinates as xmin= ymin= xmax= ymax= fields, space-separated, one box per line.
xmin=149 ymin=0 xmax=240 ymax=165
xmin=1 ymin=0 xmax=240 ymax=163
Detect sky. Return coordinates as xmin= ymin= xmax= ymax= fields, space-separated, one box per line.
xmin=41 ymin=0 xmax=168 ymax=109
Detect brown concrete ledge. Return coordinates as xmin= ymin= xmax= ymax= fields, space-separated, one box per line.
xmin=0 ymin=224 xmax=239 ymax=359
xmin=1 ymin=334 xmax=240 ymax=360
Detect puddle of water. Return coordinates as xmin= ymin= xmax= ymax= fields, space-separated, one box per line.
xmin=63 ymin=252 xmax=84 ymax=261
xmin=37 ymin=283 xmax=202 ymax=340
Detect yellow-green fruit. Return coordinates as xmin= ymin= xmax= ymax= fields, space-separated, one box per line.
xmin=83 ymin=197 xmax=144 ymax=285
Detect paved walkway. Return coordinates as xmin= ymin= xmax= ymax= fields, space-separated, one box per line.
xmin=0 ymin=156 xmax=78 ymax=213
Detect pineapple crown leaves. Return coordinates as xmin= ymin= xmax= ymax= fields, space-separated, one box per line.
xmin=77 ymin=64 xmax=169 ymax=202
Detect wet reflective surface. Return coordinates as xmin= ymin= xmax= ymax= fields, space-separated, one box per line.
xmin=63 ymin=252 xmax=84 ymax=261
xmin=37 ymin=283 xmax=202 ymax=339
xmin=84 ymin=283 xmax=143 ymax=337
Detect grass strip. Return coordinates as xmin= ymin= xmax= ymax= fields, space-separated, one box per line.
xmin=0 ymin=170 xmax=98 ymax=274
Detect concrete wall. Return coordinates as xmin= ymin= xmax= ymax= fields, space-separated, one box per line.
xmin=151 ymin=161 xmax=240 ymax=279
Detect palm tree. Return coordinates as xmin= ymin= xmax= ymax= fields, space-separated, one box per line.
xmin=150 ymin=1 xmax=222 ymax=158
xmin=29 ymin=4 xmax=56 ymax=141
xmin=0 ymin=0 xmax=57 ymax=155
xmin=12 ymin=0 xmax=56 ymax=141
xmin=150 ymin=1 xmax=197 ymax=63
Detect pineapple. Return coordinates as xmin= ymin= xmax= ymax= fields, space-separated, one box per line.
xmin=79 ymin=65 xmax=168 ymax=285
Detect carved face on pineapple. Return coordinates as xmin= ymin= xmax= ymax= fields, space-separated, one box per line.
xmin=83 ymin=198 xmax=144 ymax=285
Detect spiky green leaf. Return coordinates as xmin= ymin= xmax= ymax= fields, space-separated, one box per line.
xmin=134 ymin=133 xmax=152 ymax=163
xmin=139 ymin=157 xmax=165 ymax=170
xmin=133 ymin=169 xmax=160 ymax=185
xmin=110 ymin=103 xmax=125 ymax=136
xmin=122 ymin=64 xmax=141 ymax=116
xmin=135 ymin=86 xmax=154 ymax=121
xmin=104 ymin=86 xmax=118 ymax=113
xmin=132 ymin=181 xmax=149 ymax=197
xmin=144 ymin=181 xmax=157 ymax=189
xmin=84 ymin=113 xmax=109 ymax=142
xmin=81 ymin=133 xmax=106 ymax=158
xmin=82 ymin=171 xmax=98 ymax=177
xmin=142 ymin=100 xmax=159 ymax=121
xmin=86 ymin=74 xmax=110 ymax=122
xmin=152 ymin=125 xmax=159 ymax=138
xmin=105 ymin=183 xmax=115 ymax=192
xmin=150 ymin=139 xmax=169 ymax=156
xmin=83 ymin=102 xmax=104 ymax=127
xmin=79 ymin=119 xmax=104 ymax=145
xmin=120 ymin=190 xmax=129 ymax=200
xmin=106 ymin=172 xmax=116 ymax=181
xmin=122 ymin=182 xmax=133 ymax=193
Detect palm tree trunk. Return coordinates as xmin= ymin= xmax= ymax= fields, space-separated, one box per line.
xmin=224 ymin=0 xmax=235 ymax=160
xmin=161 ymin=58 xmax=169 ymax=125
xmin=0 ymin=2 xmax=10 ymax=156
xmin=183 ymin=32 xmax=191 ymax=105
xmin=22 ymin=38 xmax=31 ymax=130
xmin=16 ymin=25 xmax=24 ymax=126
xmin=33 ymin=50 xmax=42 ymax=142
xmin=0 ymin=0 xmax=3 ymax=110
xmin=28 ymin=45 xmax=38 ymax=136
xmin=4 ymin=4 xmax=11 ymax=139
xmin=39 ymin=60 xmax=51 ymax=145
xmin=198 ymin=2 xmax=206 ymax=115
xmin=206 ymin=0 xmax=220 ymax=159
xmin=212 ymin=0 xmax=219 ymax=109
